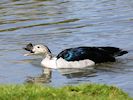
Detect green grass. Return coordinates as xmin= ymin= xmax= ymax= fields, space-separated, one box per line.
xmin=0 ymin=84 xmax=132 ymax=100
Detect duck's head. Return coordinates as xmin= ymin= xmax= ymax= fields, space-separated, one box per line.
xmin=24 ymin=43 xmax=51 ymax=56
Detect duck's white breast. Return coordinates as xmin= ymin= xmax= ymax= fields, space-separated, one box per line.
xmin=41 ymin=57 xmax=57 ymax=69
xmin=56 ymin=58 xmax=95 ymax=69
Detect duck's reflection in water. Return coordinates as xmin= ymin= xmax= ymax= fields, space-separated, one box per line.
xmin=26 ymin=67 xmax=96 ymax=84
xmin=26 ymin=68 xmax=52 ymax=83
xmin=58 ymin=68 xmax=96 ymax=78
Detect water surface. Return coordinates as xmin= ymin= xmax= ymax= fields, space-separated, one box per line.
xmin=0 ymin=0 xmax=133 ymax=96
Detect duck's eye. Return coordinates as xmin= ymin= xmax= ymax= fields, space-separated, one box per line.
xmin=37 ymin=46 xmax=40 ymax=48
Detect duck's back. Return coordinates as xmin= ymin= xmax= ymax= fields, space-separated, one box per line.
xmin=57 ymin=46 xmax=128 ymax=63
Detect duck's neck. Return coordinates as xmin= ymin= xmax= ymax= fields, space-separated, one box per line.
xmin=43 ymin=46 xmax=53 ymax=59
xmin=45 ymin=52 xmax=53 ymax=59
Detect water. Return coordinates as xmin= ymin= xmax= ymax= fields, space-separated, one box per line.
xmin=0 ymin=0 xmax=133 ymax=96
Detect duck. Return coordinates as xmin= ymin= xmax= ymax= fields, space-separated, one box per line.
xmin=24 ymin=43 xmax=128 ymax=69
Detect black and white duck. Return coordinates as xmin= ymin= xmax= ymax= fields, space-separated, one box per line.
xmin=24 ymin=43 xmax=128 ymax=69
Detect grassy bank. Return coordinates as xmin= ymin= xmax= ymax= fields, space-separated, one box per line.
xmin=0 ymin=84 xmax=132 ymax=100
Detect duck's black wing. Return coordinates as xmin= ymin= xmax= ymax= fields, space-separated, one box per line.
xmin=57 ymin=47 xmax=116 ymax=63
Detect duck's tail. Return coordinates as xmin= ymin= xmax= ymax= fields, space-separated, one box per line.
xmin=99 ymin=47 xmax=128 ymax=57
xmin=115 ymin=50 xmax=128 ymax=57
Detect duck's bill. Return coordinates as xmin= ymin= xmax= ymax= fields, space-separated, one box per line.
xmin=24 ymin=43 xmax=33 ymax=51
xmin=23 ymin=43 xmax=34 ymax=56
